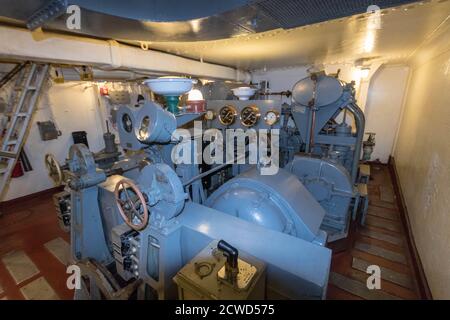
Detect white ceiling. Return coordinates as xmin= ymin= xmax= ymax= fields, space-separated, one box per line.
xmin=143 ymin=0 xmax=450 ymax=71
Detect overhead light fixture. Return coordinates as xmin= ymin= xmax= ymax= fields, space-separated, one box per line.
xmin=363 ymin=30 xmax=376 ymax=53
xmin=187 ymin=89 xmax=204 ymax=101
xmin=187 ymin=89 xmax=206 ymax=113
xmin=360 ymin=68 xmax=370 ymax=79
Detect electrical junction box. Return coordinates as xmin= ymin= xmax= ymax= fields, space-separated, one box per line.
xmin=173 ymin=240 xmax=266 ymax=300
xmin=37 ymin=121 xmax=60 ymax=141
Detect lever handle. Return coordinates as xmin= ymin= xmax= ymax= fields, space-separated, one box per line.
xmin=217 ymin=240 xmax=238 ymax=269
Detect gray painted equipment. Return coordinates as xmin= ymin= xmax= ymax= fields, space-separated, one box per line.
xmin=290 ymin=73 xmax=365 ymax=183
xmin=286 ymin=155 xmax=354 ymax=241
xmin=45 ymin=76 xmax=377 ymax=300
xmin=109 ymin=162 xmax=331 ymax=299
xmin=206 ymin=167 xmax=327 ymax=245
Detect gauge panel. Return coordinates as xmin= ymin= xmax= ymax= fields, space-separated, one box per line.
xmin=218 ymin=105 xmax=237 ymax=126
xmin=206 ymin=100 xmax=281 ymax=130
xmin=240 ymin=105 xmax=261 ymax=127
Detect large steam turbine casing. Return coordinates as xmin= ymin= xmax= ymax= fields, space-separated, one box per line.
xmin=206 ymin=167 xmax=328 ymax=245
xmin=286 ymin=155 xmax=354 ymax=241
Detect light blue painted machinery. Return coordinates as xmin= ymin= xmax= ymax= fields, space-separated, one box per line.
xmin=286 ymin=72 xmax=366 ymax=241
xmin=45 ymin=72 xmax=371 ymax=300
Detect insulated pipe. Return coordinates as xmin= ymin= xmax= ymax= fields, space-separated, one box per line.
xmin=346 ymin=102 xmax=366 ymax=183
xmin=0 ymin=26 xmax=251 ymax=82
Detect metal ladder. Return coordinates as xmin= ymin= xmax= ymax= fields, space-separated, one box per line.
xmin=0 ymin=62 xmax=49 ymax=199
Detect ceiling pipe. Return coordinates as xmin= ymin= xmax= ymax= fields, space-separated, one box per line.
xmin=0 ymin=25 xmax=251 ymax=82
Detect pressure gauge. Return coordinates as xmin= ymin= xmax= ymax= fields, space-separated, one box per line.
xmin=218 ymin=105 xmax=237 ymax=126
xmin=264 ymin=110 xmax=280 ymax=126
xmin=204 ymin=109 xmax=216 ymax=121
xmin=240 ymin=105 xmax=261 ymax=127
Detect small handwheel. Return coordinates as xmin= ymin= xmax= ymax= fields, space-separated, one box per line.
xmin=114 ymin=179 xmax=149 ymax=231
xmin=45 ymin=154 xmax=63 ymax=185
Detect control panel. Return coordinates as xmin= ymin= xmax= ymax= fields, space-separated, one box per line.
xmin=205 ymin=100 xmax=282 ymax=130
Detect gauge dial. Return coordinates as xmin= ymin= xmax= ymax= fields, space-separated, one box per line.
xmin=204 ymin=110 xmax=216 ymax=121
xmin=218 ymin=105 xmax=237 ymax=126
xmin=138 ymin=116 xmax=150 ymax=140
xmin=264 ymin=110 xmax=280 ymax=126
xmin=122 ymin=113 xmax=133 ymax=133
xmin=240 ymin=105 xmax=261 ymax=127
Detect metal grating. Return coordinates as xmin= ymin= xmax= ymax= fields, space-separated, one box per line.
xmin=253 ymin=0 xmax=421 ymax=28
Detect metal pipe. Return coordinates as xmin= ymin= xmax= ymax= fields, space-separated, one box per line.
xmin=183 ymin=155 xmax=246 ymax=187
xmin=182 ymin=162 xmax=231 ymax=187
xmin=306 ymin=74 xmax=318 ymax=153
xmin=346 ymin=102 xmax=366 ymax=183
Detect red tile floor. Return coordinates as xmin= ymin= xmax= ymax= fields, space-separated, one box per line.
xmin=0 ymin=192 xmax=72 ymax=299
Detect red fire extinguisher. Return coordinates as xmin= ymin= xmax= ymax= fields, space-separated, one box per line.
xmin=11 ymin=159 xmax=24 ymax=178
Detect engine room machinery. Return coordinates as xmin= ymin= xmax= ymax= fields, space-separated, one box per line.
xmin=45 ymin=73 xmax=373 ymax=300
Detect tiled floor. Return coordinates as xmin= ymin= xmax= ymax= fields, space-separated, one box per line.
xmin=0 ymin=164 xmax=420 ymax=300
xmin=327 ymin=164 xmax=420 ymax=300
xmin=0 ymin=194 xmax=72 ymax=300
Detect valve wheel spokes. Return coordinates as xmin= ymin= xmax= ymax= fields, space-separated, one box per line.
xmin=114 ymin=179 xmax=149 ymax=231
xmin=44 ymin=154 xmax=63 ymax=185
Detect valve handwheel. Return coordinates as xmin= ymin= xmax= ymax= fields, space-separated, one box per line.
xmin=44 ymin=154 xmax=63 ymax=185
xmin=114 ymin=179 xmax=149 ymax=231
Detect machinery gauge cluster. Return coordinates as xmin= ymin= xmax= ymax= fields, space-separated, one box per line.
xmin=218 ymin=105 xmax=237 ymax=126
xmin=217 ymin=105 xmax=280 ymax=128
xmin=240 ymin=105 xmax=261 ymax=127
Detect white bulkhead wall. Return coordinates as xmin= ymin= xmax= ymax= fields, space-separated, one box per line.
xmin=3 ymin=82 xmax=108 ymax=201
xmin=393 ymin=19 xmax=450 ymax=299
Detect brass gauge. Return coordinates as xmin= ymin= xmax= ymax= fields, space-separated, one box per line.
xmin=218 ymin=105 xmax=237 ymax=126
xmin=264 ymin=110 xmax=280 ymax=126
xmin=240 ymin=105 xmax=261 ymax=127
